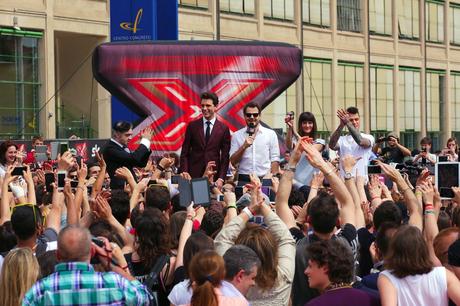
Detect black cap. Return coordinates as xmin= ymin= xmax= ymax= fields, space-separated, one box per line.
xmin=112 ymin=121 xmax=132 ymax=133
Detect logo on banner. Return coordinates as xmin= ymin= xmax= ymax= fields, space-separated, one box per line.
xmin=120 ymin=8 xmax=143 ymax=33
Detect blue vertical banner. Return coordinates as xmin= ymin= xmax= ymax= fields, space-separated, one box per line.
xmin=109 ymin=0 xmax=178 ymax=124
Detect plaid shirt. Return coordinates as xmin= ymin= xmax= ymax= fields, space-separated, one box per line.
xmin=22 ymin=262 xmax=150 ymax=306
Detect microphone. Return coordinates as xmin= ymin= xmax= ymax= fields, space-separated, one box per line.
xmin=246 ymin=123 xmax=255 ymax=136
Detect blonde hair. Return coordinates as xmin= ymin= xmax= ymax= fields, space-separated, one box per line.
xmin=0 ymin=248 xmax=40 ymax=306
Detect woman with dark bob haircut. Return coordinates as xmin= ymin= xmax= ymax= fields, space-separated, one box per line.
xmin=304 ymin=240 xmax=379 ymax=306
xmin=285 ymin=112 xmax=325 ymax=188
xmin=378 ymin=225 xmax=460 ymax=306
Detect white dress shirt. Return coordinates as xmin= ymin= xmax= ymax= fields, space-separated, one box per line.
xmin=203 ymin=116 xmax=217 ymax=136
xmin=110 ymin=137 xmax=151 ymax=152
xmin=230 ymin=125 xmax=280 ymax=177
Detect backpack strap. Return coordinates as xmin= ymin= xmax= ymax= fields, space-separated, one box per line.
xmin=144 ymin=254 xmax=169 ymax=290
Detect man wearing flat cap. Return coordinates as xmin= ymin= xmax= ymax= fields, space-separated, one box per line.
xmin=372 ymin=132 xmax=411 ymax=164
xmin=102 ymin=121 xmax=153 ymax=189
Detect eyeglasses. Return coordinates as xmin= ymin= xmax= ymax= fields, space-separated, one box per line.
xmin=245 ymin=113 xmax=259 ymax=118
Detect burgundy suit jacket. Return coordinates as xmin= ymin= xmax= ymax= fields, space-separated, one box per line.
xmin=179 ymin=118 xmax=231 ymax=180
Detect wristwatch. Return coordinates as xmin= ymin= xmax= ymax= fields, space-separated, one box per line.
xmin=344 ymin=171 xmax=354 ymax=180
xmin=286 ymin=164 xmax=296 ymax=172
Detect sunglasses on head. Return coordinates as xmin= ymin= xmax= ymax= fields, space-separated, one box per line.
xmin=245 ymin=113 xmax=259 ymax=118
xmin=11 ymin=203 xmax=43 ymax=226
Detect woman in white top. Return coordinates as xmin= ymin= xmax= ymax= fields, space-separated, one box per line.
xmin=378 ymin=225 xmax=460 ymax=306
xmin=285 ymin=112 xmax=325 ymax=188
xmin=0 ymin=140 xmax=19 ymax=178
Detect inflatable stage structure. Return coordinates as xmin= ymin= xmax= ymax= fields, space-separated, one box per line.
xmin=92 ymin=41 xmax=302 ymax=151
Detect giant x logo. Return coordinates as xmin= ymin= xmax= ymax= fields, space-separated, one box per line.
xmin=93 ymin=41 xmax=301 ymax=151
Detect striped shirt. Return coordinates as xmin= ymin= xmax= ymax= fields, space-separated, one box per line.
xmin=22 ymin=262 xmax=150 ymax=306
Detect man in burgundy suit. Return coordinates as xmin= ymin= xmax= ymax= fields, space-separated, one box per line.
xmin=180 ymin=92 xmax=231 ymax=188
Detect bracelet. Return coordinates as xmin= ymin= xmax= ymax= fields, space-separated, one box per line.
xmin=157 ymin=164 xmax=165 ymax=172
xmin=227 ymin=204 xmax=237 ymax=210
xmin=424 ymin=210 xmax=435 ymax=215
xmin=243 ymin=207 xmax=254 ymax=219
xmin=415 ymin=190 xmax=422 ymax=196
xmin=401 ymin=187 xmax=411 ymax=194
xmin=424 ymin=204 xmax=434 ymax=210
xmin=323 ymin=168 xmax=334 ymax=177
xmin=186 ymin=214 xmax=194 ymax=220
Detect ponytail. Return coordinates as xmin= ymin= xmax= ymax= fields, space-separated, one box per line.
xmin=191 ymin=279 xmax=218 ymax=306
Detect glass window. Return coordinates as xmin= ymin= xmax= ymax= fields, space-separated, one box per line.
xmin=337 ymin=63 xmax=364 ymax=120
xmin=303 ymin=0 xmax=330 ymax=27
xmin=304 ymin=59 xmax=332 ymax=134
xmin=450 ymin=5 xmax=460 ymax=44
xmin=369 ymin=0 xmax=392 ymax=35
xmin=263 ymin=83 xmax=296 ymax=133
xmin=399 ymin=69 xmax=421 ymax=133
xmin=398 ymin=0 xmax=419 ymax=39
xmin=220 ymin=0 xmax=255 ymax=15
xmin=0 ymin=35 xmax=40 ymax=138
xmin=451 ymin=73 xmax=460 ymax=133
xmin=179 ymin=0 xmax=209 ymax=9
xmin=370 ymin=67 xmax=393 ymax=133
xmin=264 ymin=0 xmax=295 ymax=21
xmin=426 ymin=72 xmax=445 ymax=146
xmin=425 ymin=1 xmax=444 ymax=43
xmin=337 ymin=0 xmax=362 ymax=32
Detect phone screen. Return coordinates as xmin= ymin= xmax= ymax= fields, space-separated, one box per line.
xmin=12 ymin=167 xmax=26 ymax=176
xmin=70 ymin=181 xmax=79 ymax=188
xmin=367 ymin=165 xmax=382 ymax=174
xmin=45 ymin=173 xmax=55 ymax=192
xmin=57 ymin=172 xmax=66 ymax=189
xmin=60 ymin=143 xmax=69 ymax=155
xmin=437 ymin=163 xmax=459 ymax=198
xmin=191 ymin=179 xmax=211 ymax=206
xmin=235 ymin=186 xmax=244 ymax=200
xmin=171 ymin=175 xmax=180 ymax=184
xmin=262 ymin=179 xmax=272 ymax=187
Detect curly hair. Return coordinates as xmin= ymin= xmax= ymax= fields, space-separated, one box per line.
xmin=200 ymin=210 xmax=224 ymax=238
xmin=235 ymin=223 xmax=278 ymax=291
xmin=307 ymin=240 xmax=354 ymax=284
xmin=134 ymin=207 xmax=171 ymax=269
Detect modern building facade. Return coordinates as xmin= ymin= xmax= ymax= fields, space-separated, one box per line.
xmin=179 ymin=0 xmax=460 ymax=151
xmin=0 ymin=0 xmax=111 ymax=139
xmin=2 ymin=0 xmax=460 ymax=152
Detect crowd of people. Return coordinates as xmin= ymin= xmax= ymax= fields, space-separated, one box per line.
xmin=0 ymin=91 xmax=459 ymax=305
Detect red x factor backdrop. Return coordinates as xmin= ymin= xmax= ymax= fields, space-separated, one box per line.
xmin=92 ymin=41 xmax=302 ymax=152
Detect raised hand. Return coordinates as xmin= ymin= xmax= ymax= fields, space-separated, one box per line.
xmin=337 ymin=108 xmax=350 ymax=126
xmin=141 ymin=126 xmax=154 ymax=141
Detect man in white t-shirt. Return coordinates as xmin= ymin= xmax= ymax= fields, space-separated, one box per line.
xmin=329 ymin=107 xmax=374 ymax=179
xmin=230 ymin=102 xmax=280 ymax=182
